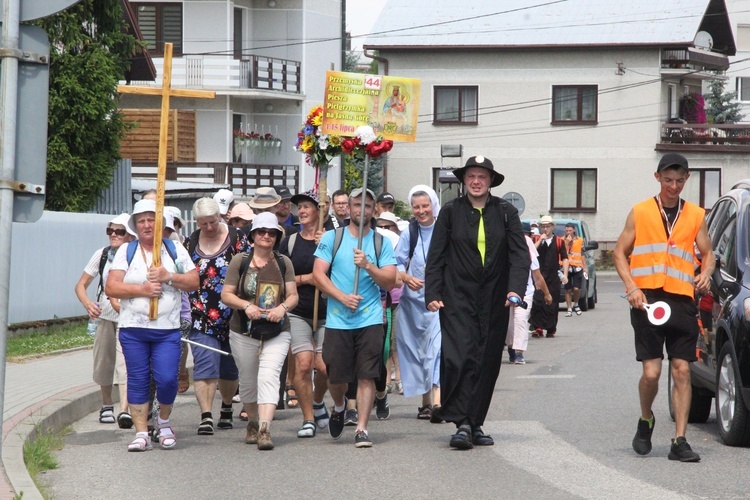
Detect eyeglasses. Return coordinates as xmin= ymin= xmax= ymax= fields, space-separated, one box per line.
xmin=106 ymin=228 xmax=128 ymax=237
xmin=254 ymin=229 xmax=276 ymax=237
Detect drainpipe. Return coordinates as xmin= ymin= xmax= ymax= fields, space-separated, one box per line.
xmin=363 ymin=49 xmax=388 ymax=75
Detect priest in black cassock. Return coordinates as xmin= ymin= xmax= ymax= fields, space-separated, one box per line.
xmin=425 ymin=156 xmax=530 ymax=450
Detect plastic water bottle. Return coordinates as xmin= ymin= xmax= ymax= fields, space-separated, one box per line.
xmin=86 ymin=303 xmax=100 ymax=336
xmin=557 ymin=269 xmax=565 ymax=281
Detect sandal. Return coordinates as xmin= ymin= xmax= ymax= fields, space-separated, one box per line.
xmin=117 ymin=411 xmax=133 ymax=429
xmin=177 ymin=371 xmax=190 ymax=394
xmin=239 ymin=408 xmax=249 ymax=421
xmin=158 ymin=424 xmax=177 ymax=449
xmin=297 ymin=420 xmax=317 ymax=438
xmin=313 ymin=402 xmax=330 ymax=429
xmin=197 ymin=417 xmax=214 ymax=435
xmin=285 ymin=384 xmax=299 ymax=409
xmin=430 ymin=405 xmax=444 ymax=424
xmin=127 ymin=433 xmax=153 ymax=452
xmin=99 ymin=405 xmax=115 ymax=424
xmin=417 ymin=405 xmax=432 ymax=420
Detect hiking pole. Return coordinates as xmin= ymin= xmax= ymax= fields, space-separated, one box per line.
xmin=180 ymin=337 xmax=231 ymax=356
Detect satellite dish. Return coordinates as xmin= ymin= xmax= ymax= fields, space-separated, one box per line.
xmin=694 ymin=31 xmax=713 ymax=51
xmin=502 ymin=192 xmax=525 ymax=216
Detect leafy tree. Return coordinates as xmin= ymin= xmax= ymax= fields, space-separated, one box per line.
xmin=34 ymin=0 xmax=142 ymax=211
xmin=344 ymin=154 xmax=385 ymax=195
xmin=705 ymin=79 xmax=744 ymax=124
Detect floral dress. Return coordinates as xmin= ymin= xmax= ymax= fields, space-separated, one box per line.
xmin=187 ymin=228 xmax=250 ymax=340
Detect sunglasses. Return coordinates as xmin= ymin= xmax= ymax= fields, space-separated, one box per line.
xmin=106 ymin=228 xmax=128 ymax=237
xmin=254 ymin=229 xmax=277 ymax=237
xmin=377 ymin=224 xmax=396 ymax=230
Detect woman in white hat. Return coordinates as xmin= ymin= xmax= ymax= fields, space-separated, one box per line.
xmin=106 ymin=199 xmax=200 ymax=452
xmin=221 ymin=212 xmax=298 ymax=450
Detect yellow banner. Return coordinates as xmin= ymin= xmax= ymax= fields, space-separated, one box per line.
xmin=321 ymin=71 xmax=421 ymax=142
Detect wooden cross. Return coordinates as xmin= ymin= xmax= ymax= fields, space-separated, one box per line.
xmin=118 ymin=43 xmax=216 ymax=319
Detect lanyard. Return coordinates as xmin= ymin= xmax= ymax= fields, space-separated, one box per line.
xmin=655 ymin=196 xmax=682 ymax=247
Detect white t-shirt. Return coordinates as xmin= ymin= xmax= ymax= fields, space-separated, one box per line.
xmin=525 ymin=235 xmax=540 ymax=297
xmin=110 ymin=241 xmax=194 ymax=330
xmin=83 ymin=247 xmax=118 ymax=323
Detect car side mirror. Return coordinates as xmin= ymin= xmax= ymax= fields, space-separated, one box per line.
xmin=712 ymin=253 xmax=740 ymax=296
xmin=584 ymin=240 xmax=599 ymax=251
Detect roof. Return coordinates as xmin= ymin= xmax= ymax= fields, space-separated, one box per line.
xmin=364 ymin=0 xmax=735 ymax=54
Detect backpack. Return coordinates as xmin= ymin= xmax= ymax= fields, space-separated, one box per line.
xmin=96 ymin=246 xmax=112 ymax=301
xmin=126 ymin=239 xmax=178 ymax=265
xmin=328 ymin=226 xmax=383 ymax=277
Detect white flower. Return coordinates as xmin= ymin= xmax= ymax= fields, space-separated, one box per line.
xmin=318 ymin=135 xmax=329 ymax=150
xmin=355 ymin=125 xmax=377 ymax=145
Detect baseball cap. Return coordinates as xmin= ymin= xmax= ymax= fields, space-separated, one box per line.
xmin=657 ymin=153 xmax=689 ymax=173
xmin=275 ymin=186 xmax=293 ymax=200
xmin=376 ymin=192 xmax=395 ymax=204
xmin=350 ymin=187 xmax=376 ymax=201
xmin=213 ymin=189 xmax=234 ymax=215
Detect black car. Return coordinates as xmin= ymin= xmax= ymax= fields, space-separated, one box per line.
xmin=671 ymin=179 xmax=750 ymax=446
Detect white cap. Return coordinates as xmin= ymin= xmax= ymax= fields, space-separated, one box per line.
xmin=213 ymin=189 xmax=234 ymax=215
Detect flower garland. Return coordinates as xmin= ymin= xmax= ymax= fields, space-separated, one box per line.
xmin=342 ymin=125 xmax=393 ymax=159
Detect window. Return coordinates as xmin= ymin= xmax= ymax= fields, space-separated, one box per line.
xmin=434 ymin=86 xmax=478 ymax=124
xmin=737 ymin=25 xmax=750 ymax=52
xmin=552 ymin=85 xmax=597 ymax=124
xmin=667 ymin=84 xmax=679 ymax=119
xmin=133 ymin=3 xmax=183 ymax=56
xmin=683 ymin=168 xmax=721 ymax=209
xmin=551 ymin=169 xmax=597 ymax=211
xmin=736 ymin=77 xmax=750 ymax=102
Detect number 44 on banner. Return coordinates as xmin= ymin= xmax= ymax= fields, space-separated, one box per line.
xmin=364 ymin=77 xmax=381 ymax=90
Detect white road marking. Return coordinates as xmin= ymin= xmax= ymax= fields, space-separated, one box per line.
xmin=485 ymin=421 xmax=688 ymax=500
xmin=516 ymin=375 xmax=577 ymax=379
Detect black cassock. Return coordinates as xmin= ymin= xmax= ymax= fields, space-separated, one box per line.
xmin=425 ymin=195 xmax=529 ymax=427
xmin=530 ymin=237 xmax=567 ymax=331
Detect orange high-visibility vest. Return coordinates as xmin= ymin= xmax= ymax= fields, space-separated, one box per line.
xmin=630 ymin=198 xmax=704 ymax=298
xmin=567 ymin=237 xmax=584 ymax=268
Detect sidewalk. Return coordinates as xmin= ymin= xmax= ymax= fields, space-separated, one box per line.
xmin=1 ymin=348 xmax=99 ymax=500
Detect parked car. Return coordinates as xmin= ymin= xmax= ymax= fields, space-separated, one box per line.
xmin=669 ymin=179 xmax=750 ymax=446
xmin=522 ymin=218 xmax=599 ymax=310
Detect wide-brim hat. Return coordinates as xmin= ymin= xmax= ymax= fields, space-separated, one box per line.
xmin=250 ymin=212 xmax=284 ymax=240
xmin=228 ymin=202 xmax=255 ymax=222
xmin=452 ymin=155 xmax=504 ymax=188
xmin=109 ymin=213 xmax=136 ymax=236
xmin=540 ymin=215 xmax=554 ymax=225
xmin=165 ymin=206 xmax=185 ymax=227
xmin=291 ymin=190 xmax=320 ymax=209
xmin=248 ymin=187 xmax=282 ymax=209
xmin=128 ymin=199 xmax=165 ymax=234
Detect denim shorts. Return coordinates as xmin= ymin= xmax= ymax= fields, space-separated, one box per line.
xmin=189 ymin=330 xmax=239 ymax=381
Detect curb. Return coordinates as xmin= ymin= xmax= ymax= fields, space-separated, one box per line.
xmin=1 ymin=383 xmax=101 ymax=499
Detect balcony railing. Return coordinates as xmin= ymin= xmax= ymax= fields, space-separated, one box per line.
xmin=657 ymin=122 xmax=750 ymax=153
xmin=130 ymin=55 xmax=301 ymax=93
xmin=132 ymin=162 xmax=299 ymax=194
xmin=661 ymin=48 xmax=729 ymax=73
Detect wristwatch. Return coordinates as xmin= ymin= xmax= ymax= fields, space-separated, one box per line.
xmin=167 ymin=273 xmax=173 ymax=286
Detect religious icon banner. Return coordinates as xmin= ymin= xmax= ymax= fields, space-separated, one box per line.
xmin=321 ymin=70 xmax=420 ymax=142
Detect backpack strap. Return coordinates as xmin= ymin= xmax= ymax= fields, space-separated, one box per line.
xmin=287 ymin=233 xmax=298 ymax=259
xmin=96 ymin=246 xmax=111 ymax=302
xmin=407 ymin=220 xmax=419 ymax=261
xmin=373 ymin=230 xmax=383 ymax=267
xmin=328 ymin=227 xmax=383 ymax=276
xmin=126 ymin=239 xmax=177 ymax=265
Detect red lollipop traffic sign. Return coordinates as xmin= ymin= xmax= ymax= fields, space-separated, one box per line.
xmin=644 ymin=301 xmax=671 ymax=326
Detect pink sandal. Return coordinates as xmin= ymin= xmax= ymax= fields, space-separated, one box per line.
xmin=158 ymin=424 xmax=177 ymax=449
xmin=127 ymin=433 xmax=153 ymax=452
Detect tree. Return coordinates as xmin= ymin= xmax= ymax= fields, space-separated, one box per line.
xmin=705 ymin=79 xmax=744 ymax=124
xmin=344 ymin=154 xmax=385 ymax=195
xmin=34 ymin=0 xmax=143 ymax=211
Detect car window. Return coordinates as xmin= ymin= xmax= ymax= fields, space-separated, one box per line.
xmin=708 ymin=199 xmax=736 ymax=247
xmin=716 ymin=217 xmax=737 ymax=278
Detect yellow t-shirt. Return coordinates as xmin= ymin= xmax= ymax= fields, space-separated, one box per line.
xmin=477 ymin=208 xmax=486 ymax=265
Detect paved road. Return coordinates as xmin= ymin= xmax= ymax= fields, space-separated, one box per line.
xmin=43 ymin=278 xmax=750 ymax=499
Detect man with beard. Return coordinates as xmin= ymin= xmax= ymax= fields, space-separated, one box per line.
xmin=425 ymin=156 xmax=529 ymax=450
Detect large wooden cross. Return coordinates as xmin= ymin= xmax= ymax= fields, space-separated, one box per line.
xmin=118 ymin=43 xmax=216 ymax=319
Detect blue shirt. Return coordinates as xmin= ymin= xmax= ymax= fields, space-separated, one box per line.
xmin=314 ymin=228 xmax=396 ymax=329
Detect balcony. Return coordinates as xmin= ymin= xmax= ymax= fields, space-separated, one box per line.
xmin=128 ymin=55 xmax=301 ymax=94
xmin=661 ymin=48 xmax=729 ymax=77
xmin=657 ymin=122 xmax=750 ymax=153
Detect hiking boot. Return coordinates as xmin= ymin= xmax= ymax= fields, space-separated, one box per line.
xmin=329 ymin=406 xmax=345 ymax=440
xmin=257 ymin=422 xmax=274 ymax=450
xmin=245 ymin=419 xmax=259 ymax=445
xmin=632 ymin=414 xmax=654 ymax=455
xmin=668 ymin=436 xmax=700 ymax=462
xmin=344 ymin=408 xmax=359 ymax=426
xmin=354 ymin=429 xmax=372 ymax=448
xmin=375 ymin=395 xmax=390 ymax=420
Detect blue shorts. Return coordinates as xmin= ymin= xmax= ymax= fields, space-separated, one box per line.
xmin=119 ymin=327 xmax=181 ymax=405
xmin=189 ymin=330 xmax=239 ymax=381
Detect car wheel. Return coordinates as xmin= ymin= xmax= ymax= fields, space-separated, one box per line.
xmin=716 ymin=343 xmax=750 ymax=446
xmin=667 ymin=363 xmax=712 ymax=423
xmin=587 ymin=282 xmax=597 ymax=309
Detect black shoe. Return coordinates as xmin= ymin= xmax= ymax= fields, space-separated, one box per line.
xmin=449 ymin=426 xmax=473 ymax=450
xmin=632 ymin=414 xmax=654 ymax=455
xmin=668 ymin=436 xmax=701 ymax=462
xmin=471 ymin=426 xmax=494 ymax=446
xmin=344 ymin=408 xmax=359 ymax=426
xmin=329 ymin=407 xmax=345 ymax=440
xmin=375 ymin=395 xmax=390 ymax=420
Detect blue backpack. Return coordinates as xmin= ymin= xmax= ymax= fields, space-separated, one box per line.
xmin=125 ymin=239 xmax=178 ymax=265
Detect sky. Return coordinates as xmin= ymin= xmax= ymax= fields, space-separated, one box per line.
xmin=346 ymin=0 xmax=389 ymax=52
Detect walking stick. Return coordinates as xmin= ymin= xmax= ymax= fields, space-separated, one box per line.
xmin=180 ymin=338 xmax=231 ymax=356
xmin=312 ymin=163 xmax=329 ymax=331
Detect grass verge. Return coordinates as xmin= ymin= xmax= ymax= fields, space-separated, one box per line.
xmin=23 ymin=425 xmax=72 ymax=499
xmin=7 ymin=322 xmax=93 ymax=360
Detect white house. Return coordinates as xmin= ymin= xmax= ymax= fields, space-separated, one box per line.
xmin=365 ymin=0 xmax=745 ymax=245
xmin=119 ymin=0 xmax=344 ymax=197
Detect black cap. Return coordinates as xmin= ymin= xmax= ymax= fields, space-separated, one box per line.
xmin=275 ymin=185 xmax=293 ymax=200
xmin=657 ymin=153 xmax=689 ymax=173
xmin=452 ymin=155 xmax=504 ymax=187
xmin=376 ymin=192 xmax=395 ymax=204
